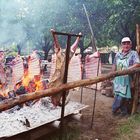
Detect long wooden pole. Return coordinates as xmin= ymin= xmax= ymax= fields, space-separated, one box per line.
xmin=0 ymin=67 xmax=140 ymax=111
xmin=136 ymin=24 xmax=140 ymax=54
xmin=83 ymin=4 xmax=97 ymax=52
xmin=131 ymin=24 xmax=140 ymax=114
xmin=131 ymin=73 xmax=139 ymax=114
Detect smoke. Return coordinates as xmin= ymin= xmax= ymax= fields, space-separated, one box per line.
xmin=0 ymin=0 xmax=31 ymax=48
xmin=0 ymin=0 xmax=67 ymax=52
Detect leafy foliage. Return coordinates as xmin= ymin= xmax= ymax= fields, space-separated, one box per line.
xmin=0 ymin=0 xmax=140 ymax=56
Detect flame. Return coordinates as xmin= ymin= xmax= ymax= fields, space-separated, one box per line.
xmin=0 ymin=87 xmax=9 ymax=98
xmin=0 ymin=69 xmax=45 ymax=99
xmin=34 ymin=75 xmax=44 ymax=91
xmin=22 ymin=70 xmax=31 ymax=89
xmin=21 ymin=70 xmax=44 ymax=92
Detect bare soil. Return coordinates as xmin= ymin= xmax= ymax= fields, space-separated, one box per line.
xmin=67 ymin=63 xmax=128 ymax=140
xmin=69 ymin=88 xmax=118 ymax=140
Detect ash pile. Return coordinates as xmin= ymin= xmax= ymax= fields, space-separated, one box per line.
xmin=0 ymin=51 xmax=86 ymax=138
xmin=0 ymin=85 xmax=85 ymax=138
xmin=0 ymin=97 xmax=85 ymax=138
xmin=0 ymin=73 xmax=85 ymax=138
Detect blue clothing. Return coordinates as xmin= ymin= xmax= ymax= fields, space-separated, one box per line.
xmin=112 ymin=50 xmax=140 ymax=114
xmin=112 ymin=95 xmax=128 ymax=114
xmin=113 ymin=50 xmax=140 ymax=67
xmin=113 ymin=50 xmax=140 ymax=99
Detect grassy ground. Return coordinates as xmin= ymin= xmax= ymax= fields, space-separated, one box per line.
xmin=37 ymin=120 xmax=80 ymax=140
xmin=40 ymin=113 xmax=140 ymax=140
xmin=115 ymin=113 xmax=140 ymax=140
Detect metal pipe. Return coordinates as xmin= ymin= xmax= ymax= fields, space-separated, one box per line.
xmin=80 ymin=57 xmax=85 ymax=103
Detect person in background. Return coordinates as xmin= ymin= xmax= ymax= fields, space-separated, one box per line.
xmin=112 ymin=37 xmax=140 ymax=116
xmin=49 ymin=29 xmax=82 ymax=106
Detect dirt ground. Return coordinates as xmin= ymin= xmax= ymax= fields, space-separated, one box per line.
xmin=69 ymin=88 xmax=118 ymax=140
xmin=67 ymin=64 xmax=130 ymax=140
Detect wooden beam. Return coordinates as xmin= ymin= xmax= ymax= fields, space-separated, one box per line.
xmin=0 ymin=67 xmax=140 ymax=111
xmin=136 ymin=24 xmax=140 ymax=55
xmin=131 ymin=24 xmax=140 ymax=114
xmin=131 ymin=73 xmax=139 ymax=114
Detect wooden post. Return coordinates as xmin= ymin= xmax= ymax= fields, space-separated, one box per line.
xmin=131 ymin=73 xmax=139 ymax=114
xmin=136 ymin=24 xmax=140 ymax=55
xmin=131 ymin=24 xmax=140 ymax=114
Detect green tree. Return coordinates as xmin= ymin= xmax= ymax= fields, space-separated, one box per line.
xmin=94 ymin=0 xmax=140 ymax=48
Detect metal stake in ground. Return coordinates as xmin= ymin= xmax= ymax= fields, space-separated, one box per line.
xmin=59 ymin=35 xmax=71 ymax=140
xmin=91 ymin=57 xmax=100 ymax=128
xmin=80 ymin=57 xmax=85 ymax=103
xmin=83 ymin=3 xmax=99 ymax=128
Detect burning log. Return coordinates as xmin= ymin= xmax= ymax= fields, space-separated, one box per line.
xmin=0 ymin=67 xmax=140 ymax=111
xmin=0 ymin=95 xmax=7 ymax=102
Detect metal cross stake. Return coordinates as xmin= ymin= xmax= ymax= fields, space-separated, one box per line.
xmin=52 ymin=31 xmax=82 ymax=140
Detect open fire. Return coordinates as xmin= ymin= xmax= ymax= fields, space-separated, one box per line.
xmin=0 ymin=50 xmax=87 ymax=138
xmin=0 ymin=51 xmax=48 ymax=109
